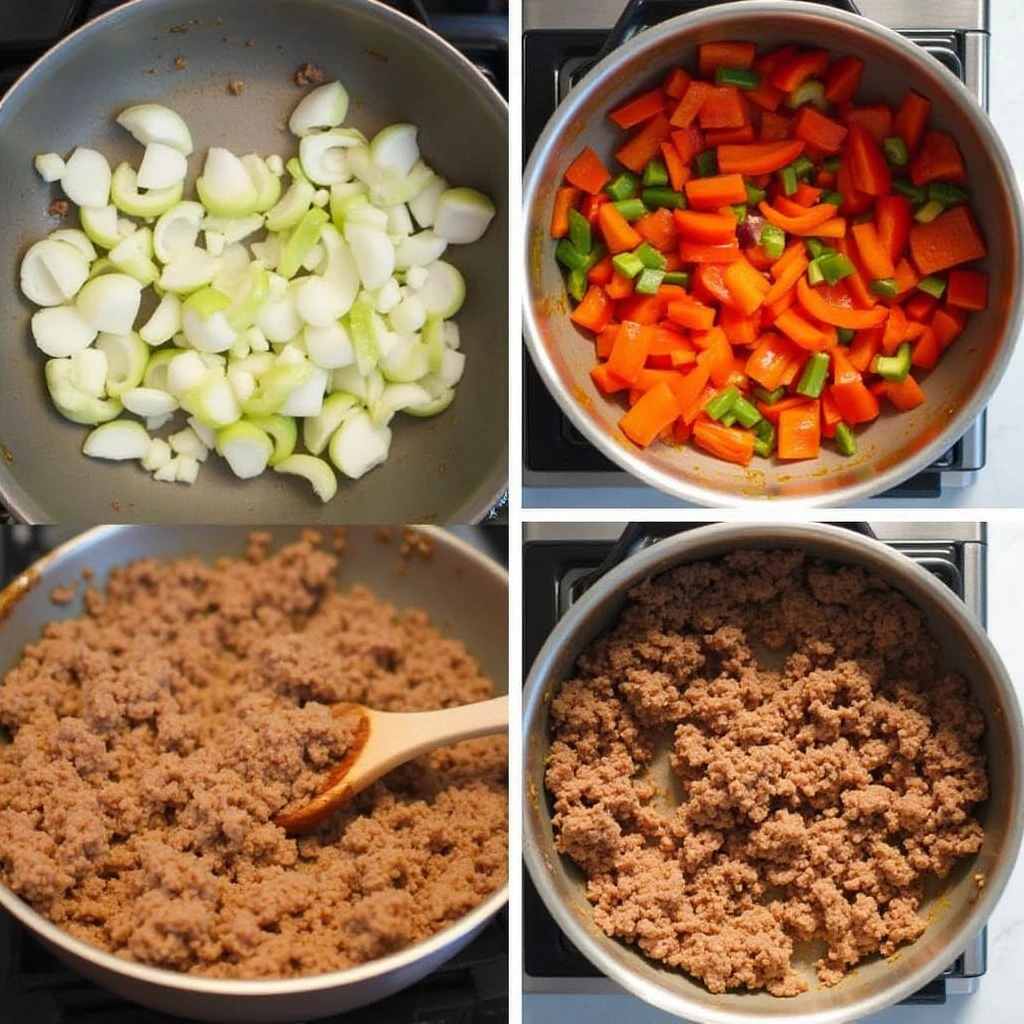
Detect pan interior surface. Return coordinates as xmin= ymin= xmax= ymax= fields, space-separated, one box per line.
xmin=523 ymin=3 xmax=1021 ymax=505
xmin=0 ymin=525 xmax=508 ymax=1021
xmin=0 ymin=0 xmax=508 ymax=523
xmin=523 ymin=524 xmax=1022 ymax=1024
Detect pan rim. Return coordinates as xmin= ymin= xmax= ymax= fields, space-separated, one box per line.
xmin=522 ymin=521 xmax=1024 ymax=1023
xmin=0 ymin=0 xmax=508 ymax=524
xmin=0 ymin=523 xmax=509 ymax=998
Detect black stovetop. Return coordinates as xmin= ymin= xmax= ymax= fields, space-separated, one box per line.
xmin=523 ymin=522 xmax=986 ymax=1003
xmin=522 ymin=4 xmax=982 ymax=500
xmin=0 ymin=524 xmax=509 ymax=1023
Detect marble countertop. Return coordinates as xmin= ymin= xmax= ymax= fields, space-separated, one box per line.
xmin=525 ymin=525 xmax=1024 ymax=1024
xmin=524 ymin=0 xmax=1024 ymax=510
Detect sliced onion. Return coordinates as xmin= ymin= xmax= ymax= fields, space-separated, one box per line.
xmin=31 ymin=305 xmax=97 ymax=357
xmin=369 ymin=124 xmax=419 ymax=179
xmin=304 ymin=322 xmax=355 ymax=369
xmin=414 ymin=260 xmax=466 ymax=318
xmin=48 ymin=229 xmax=97 ymax=263
xmin=241 ymin=154 xmax=283 ymax=213
xmin=202 ymin=212 xmax=265 ymax=246
xmin=299 ymin=129 xmax=363 ymax=186
xmin=79 ymin=205 xmax=121 ymax=250
xmin=45 ymin=358 xmax=122 ymax=425
xmin=433 ymin=187 xmax=496 ymax=245
xmin=403 ymin=386 xmax=455 ymax=417
xmin=216 ymin=420 xmax=273 ymax=478
xmin=167 ymin=350 xmax=209 ymax=397
xmin=111 ymin=163 xmax=183 ymax=218
xmin=137 ymin=142 xmax=188 ymax=190
xmin=184 ymin=374 xmax=242 ymax=428
xmin=278 ymin=207 xmax=330 ymax=279
xmin=139 ymin=292 xmax=183 ymax=346
xmin=182 ymin=287 xmax=237 ymax=352
xmin=61 ymin=148 xmax=112 ymax=209
xmin=21 ymin=239 xmax=90 ymax=306
xmin=241 ymin=363 xmax=313 ymax=417
xmin=76 ymin=274 xmax=142 ymax=333
xmin=273 ymin=453 xmax=338 ymax=502
xmin=69 ymin=347 xmax=108 ymax=397
xmin=95 ymin=331 xmax=148 ymax=396
xmin=121 ymin=387 xmax=179 ymax=417
xmin=370 ymin=382 xmax=432 ymax=425
xmin=153 ymin=201 xmax=204 ymax=264
xmin=389 ymin=293 xmax=426 ymax=335
xmin=295 ymin=275 xmax=342 ymax=327
xmin=35 ymin=152 xmax=66 ymax=183
xmin=265 ymin=180 xmax=315 ymax=233
xmin=344 ymin=222 xmax=394 ymax=290
xmin=82 ymin=419 xmax=149 ymax=460
xmin=278 ymin=365 xmax=328 ymax=418
xmin=407 ymin=173 xmax=448 ymax=229
xmin=256 ymin=288 xmax=301 ymax=344
xmin=329 ymin=410 xmax=391 ymax=479
xmin=247 ymin=414 xmax=297 ymax=465
xmin=379 ymin=336 xmax=429 ymax=384
xmin=289 ymin=81 xmax=349 ymax=137
xmin=116 ymin=104 xmax=194 ymax=155
xmin=394 ymin=230 xmax=447 ymax=272
xmin=158 ymin=246 xmax=220 ymax=294
xmin=318 ymin=224 xmax=360 ymax=317
xmin=303 ymin=391 xmax=359 ymax=454
xmin=196 ymin=148 xmax=259 ymax=217
xmin=109 ymin=227 xmax=159 ymax=286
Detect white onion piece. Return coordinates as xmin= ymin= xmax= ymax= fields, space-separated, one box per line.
xmin=369 ymin=124 xmax=419 ymax=178
xmin=153 ymin=201 xmax=204 ymax=264
xmin=273 ymin=453 xmax=337 ymax=502
xmin=227 ymin=366 xmax=257 ymax=403
xmin=407 ymin=173 xmax=448 ymax=228
xmin=329 ymin=410 xmax=391 ymax=479
xmin=110 ymin=163 xmax=183 ymax=218
xmin=185 ymin=375 xmax=241 ymax=429
xmin=139 ymin=293 xmax=182 ymax=346
xmin=20 ymin=240 xmax=88 ymax=305
xmin=301 ymin=242 xmax=325 ymax=272
xmin=49 ymin=229 xmax=97 ymax=263
xmin=373 ymin=278 xmax=402 ymax=314
xmin=266 ymin=154 xmax=284 ymax=176
xmin=116 ymin=104 xmax=194 ymax=155
xmin=45 ymin=358 xmax=122 ymax=425
xmin=344 ymin=223 xmax=394 ymax=290
xmin=370 ymin=382 xmax=432 ymax=425
xmin=167 ymin=350 xmax=209 ymax=397
xmin=196 ymin=148 xmax=259 ymax=218
xmin=182 ymin=288 xmax=237 ymax=352
xmin=95 ymin=332 xmax=148 ymax=395
xmin=109 ymin=228 xmax=159 ymax=286
xmin=31 ymin=305 xmax=97 ymax=357
xmin=279 ymin=366 xmax=328 ymax=418
xmin=141 ymin=437 xmax=173 ymax=471
xmin=69 ymin=348 xmax=108 ymax=398
xmin=35 ymin=152 xmax=66 ymax=183
xmin=318 ymin=225 xmax=360 ymax=317
xmin=201 ymin=212 xmax=265 ymax=246
xmin=80 ymin=205 xmax=121 ymax=250
xmin=83 ymin=419 xmax=149 ymax=460
xmin=159 ymin=246 xmax=220 ymax=294
xmin=289 ymin=81 xmax=349 ymax=137
xmin=153 ymin=457 xmax=180 ymax=482
xmin=294 ymin=276 xmax=342 ymax=327
xmin=137 ymin=142 xmax=188 ymax=190
xmin=299 ymin=130 xmax=362 ymax=186
xmin=394 ymin=230 xmax=447 ymax=271
xmin=76 ymin=274 xmax=142 ymax=334
xmin=304 ymin=322 xmax=355 ymax=369
xmin=415 ymin=260 xmax=466 ymax=318
xmin=389 ymin=294 xmax=426 ymax=335
xmin=176 ymin=454 xmax=201 ymax=483
xmin=405 ymin=265 xmax=429 ymax=289
xmin=61 ymin=148 xmax=112 ymax=209
xmin=240 ymin=154 xmax=282 ymax=213
xmin=302 ymin=392 xmax=359 ymax=454
xmin=121 ymin=387 xmax=179 ymax=417
xmin=168 ymin=427 xmax=206 ymax=456
xmin=440 ymin=346 xmax=467 ymax=388
xmin=433 ymin=187 xmax=496 ymax=245
xmin=256 ymin=290 xmax=302 ymax=343
xmin=215 ymin=421 xmax=272 ymax=478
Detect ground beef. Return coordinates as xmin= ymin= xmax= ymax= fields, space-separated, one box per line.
xmin=546 ymin=550 xmax=986 ymax=997
xmin=0 ymin=532 xmax=506 ymax=979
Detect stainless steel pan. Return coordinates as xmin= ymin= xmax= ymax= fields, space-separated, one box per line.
xmin=0 ymin=0 xmax=508 ymax=523
xmin=523 ymin=522 xmax=1023 ymax=1024
xmin=523 ymin=1 xmax=1023 ymax=505
xmin=0 ymin=525 xmax=508 ymax=1023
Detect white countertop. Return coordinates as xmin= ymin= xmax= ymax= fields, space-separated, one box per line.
xmin=524 ymin=0 xmax=1024 ymax=510
xmin=528 ymin=524 xmax=1024 ymax=1019
xmin=524 ymin=524 xmax=1024 ymax=1024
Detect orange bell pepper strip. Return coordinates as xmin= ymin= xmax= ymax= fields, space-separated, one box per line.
xmin=830 ymin=380 xmax=881 ymax=424
xmin=830 ymin=346 xmax=862 ymax=385
xmin=874 ymin=195 xmax=912 ymax=264
xmin=550 ymin=186 xmax=581 ymax=238
xmin=670 ymin=80 xmax=713 ymax=128
xmin=660 ymin=141 xmax=691 ymax=192
xmin=792 ymin=107 xmax=848 ymax=154
xmin=774 ymin=308 xmax=830 ymax=351
xmin=908 ymin=206 xmax=987 ymax=276
xmin=904 ymin=291 xmax=937 ymax=323
xmin=813 ymin=218 xmax=848 ymax=239
xmin=893 ymin=90 xmax=931 ymax=154
xmin=633 ymin=367 xmax=684 ymax=393
xmin=698 ymin=40 xmax=757 ymax=75
xmin=911 ymin=326 xmax=940 ymax=369
xmin=605 ymin=268 xmax=635 ymax=300
xmin=795 ymin=277 xmax=889 ymax=331
xmin=758 ymin=200 xmax=839 ymax=235
xmin=615 ymin=114 xmax=672 ymax=174
xmin=893 ymin=258 xmax=921 ymax=297
xmin=881 ymin=306 xmax=908 ymax=355
xmin=846 ymin=123 xmax=891 ymax=196
xmin=565 ymin=147 xmax=611 ymax=194
xmin=791 ymin=181 xmax=823 ymax=208
xmin=884 ymin=374 xmax=926 ymax=411
xmin=587 ymin=254 xmax=614 ymax=287
xmin=841 ymin=103 xmax=893 ymax=143
xmin=692 ymin=419 xmax=755 ymax=466
xmin=947 ymin=269 xmax=989 ymax=311
xmin=620 ymin=382 xmax=680 ymax=447
xmin=695 ymin=330 xmax=736 ymax=388
xmin=745 ymin=332 xmax=802 ymax=391
xmin=666 ymin=363 xmax=711 ymax=412
xmin=747 ymin=45 xmax=795 ymax=112
xmin=673 ymin=209 xmax=738 ymax=244
xmin=723 ymin=257 xmax=771 ymax=316
xmin=756 ymin=394 xmax=808 ymax=423
xmin=932 ymin=305 xmax=968 ymax=349
xmin=771 ymin=49 xmax=830 ymax=93
xmin=850 ymin=222 xmax=896 ymax=280
xmin=617 ymin=293 xmax=668 ymax=325
xmin=706 ymin=124 xmax=756 ymax=146
xmin=595 ymin=323 xmax=619 ymax=358
xmin=590 ymin=361 xmax=630 ymax=394
xmin=763 ymin=253 xmax=809 ymax=307
xmin=598 ymin=202 xmax=643 ymax=254
xmin=667 ymin=300 xmax=716 ymax=330
xmin=608 ymin=88 xmax=668 ymax=130
xmin=909 ymin=131 xmax=967 ymax=187
xmin=777 ymin=401 xmax=821 ymax=460
xmin=570 ymin=285 xmax=615 ymax=333
xmin=759 ymin=111 xmax=792 ymax=141
xmin=836 ymin=150 xmax=873 ymax=216
xmin=635 ymin=207 xmax=678 ymax=251
xmin=770 ymin=240 xmax=809 ymax=280
xmin=820 ymin=389 xmax=843 ymax=436
xmin=679 ymin=240 xmax=742 ymax=263
xmin=698 ymin=86 xmax=749 ymax=130
xmin=825 ymin=55 xmax=864 ymax=104
xmin=719 ymin=304 xmax=761 ymax=345
xmin=685 ymin=173 xmax=748 ymax=209
xmin=715 ymin=139 xmax=806 ymax=175
xmin=663 ymin=67 xmax=692 ymax=100
xmin=607 ymin=321 xmax=651 ymax=383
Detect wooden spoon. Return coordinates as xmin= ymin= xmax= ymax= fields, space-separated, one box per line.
xmin=273 ymin=694 xmax=508 ymax=835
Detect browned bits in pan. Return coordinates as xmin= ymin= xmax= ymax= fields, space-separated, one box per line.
xmin=173 ymin=56 xmax=188 ymax=70
xmin=228 ymin=80 xmax=244 ymax=95
xmin=294 ymin=62 xmax=325 ymax=87
xmin=48 ymin=200 xmax=68 ymax=218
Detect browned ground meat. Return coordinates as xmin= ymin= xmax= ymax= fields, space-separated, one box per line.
xmin=546 ymin=550 xmax=986 ymax=997
xmin=295 ymin=63 xmax=325 ymax=87
xmin=0 ymin=532 xmax=506 ymax=978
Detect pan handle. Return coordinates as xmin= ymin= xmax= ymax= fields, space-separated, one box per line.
xmin=595 ymin=0 xmax=862 ymax=62
xmin=577 ymin=520 xmax=876 ymax=594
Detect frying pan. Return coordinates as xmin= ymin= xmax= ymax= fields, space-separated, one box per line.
xmin=523 ymin=522 xmax=1024 ymax=1023
xmin=0 ymin=0 xmax=508 ymax=523
xmin=523 ymin=0 xmax=1024 ymax=505
xmin=0 ymin=524 xmax=508 ymax=1022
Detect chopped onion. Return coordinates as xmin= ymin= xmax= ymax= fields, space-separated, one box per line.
xmin=196 ymin=148 xmax=260 ymax=218
xmin=121 ymin=387 xmax=179 ymax=417
xmin=167 ymin=350 xmax=209 ymax=397
xmin=345 ymin=222 xmax=394 ymax=290
xmin=216 ymin=420 xmax=273 ymax=478
xmin=273 ymin=453 xmax=338 ymax=502
xmin=116 ymin=104 xmax=194 ymax=155
xmin=289 ymin=81 xmax=349 ymax=137
xmin=61 ymin=148 xmax=112 ymax=209
xmin=83 ymin=419 xmax=149 ymax=460
xmin=79 ymin=206 xmax=121 ymax=250
xmin=49 ymin=229 xmax=97 ymax=264
xmin=299 ymin=129 xmax=363 ymax=186
xmin=20 ymin=239 xmax=90 ymax=306
xmin=414 ymin=260 xmax=466 ymax=317
xmin=394 ymin=230 xmax=447 ymax=271
xmin=35 ymin=152 xmax=66 ymax=183
xmin=111 ymin=163 xmax=183 ymax=218
xmin=109 ymin=227 xmax=159 ymax=286
xmin=303 ymin=391 xmax=359 ymax=454
xmin=95 ymin=331 xmax=148 ymax=396
xmin=329 ymin=410 xmax=391 ymax=479
xmin=137 ymin=142 xmax=188 ymax=190
xmin=69 ymin=348 xmax=108 ymax=398
xmin=31 ymin=305 xmax=97 ymax=357
xmin=241 ymin=154 xmax=283 ymax=213
xmin=139 ymin=293 xmax=183 ymax=346
xmin=408 ymin=173 xmax=448 ymax=228
xmin=158 ymin=246 xmax=220 ymax=294
xmin=153 ymin=201 xmax=205 ymax=264
xmin=76 ymin=274 xmax=142 ymax=334
xmin=433 ymin=187 xmax=496 ymax=245
xmin=369 ymin=124 xmax=419 ymax=179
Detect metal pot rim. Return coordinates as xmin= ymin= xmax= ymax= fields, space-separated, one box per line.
xmin=522 ymin=1 xmax=1024 ymax=507
xmin=523 ymin=522 xmax=1024 ymax=1023
xmin=0 ymin=524 xmax=509 ymax=997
